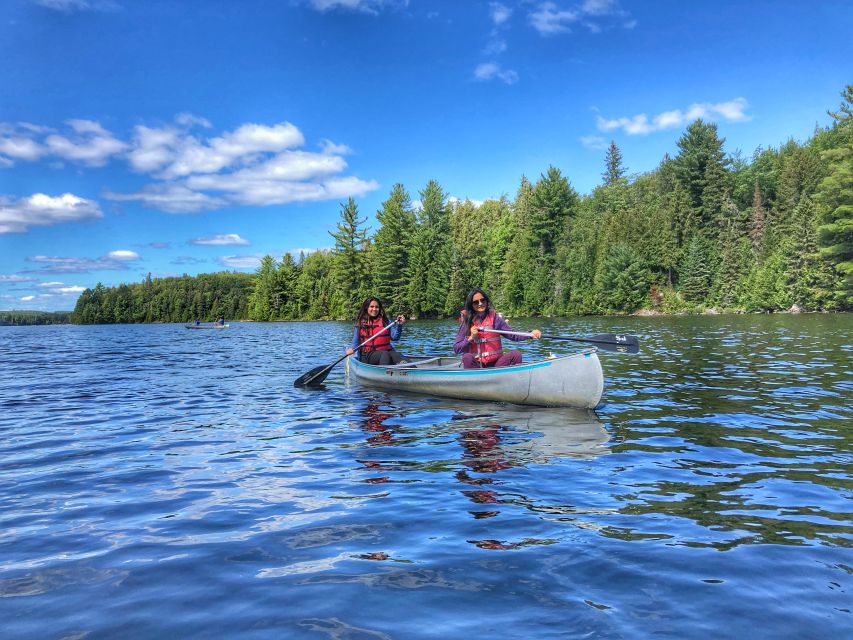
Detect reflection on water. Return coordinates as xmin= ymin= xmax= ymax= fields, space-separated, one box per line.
xmin=0 ymin=316 xmax=851 ymax=639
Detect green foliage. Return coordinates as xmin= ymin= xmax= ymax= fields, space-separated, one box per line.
xmin=67 ymin=85 xmax=853 ymax=324
xmin=372 ymin=184 xmax=416 ymax=313
xmin=73 ymin=272 xmax=253 ymax=324
xmin=0 ymin=310 xmax=72 ymax=325
xmin=816 ymin=84 xmax=853 ymax=307
xmin=600 ymin=243 xmax=650 ymax=313
xmin=329 ymin=197 xmax=369 ymax=318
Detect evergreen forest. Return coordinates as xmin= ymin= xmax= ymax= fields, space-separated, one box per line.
xmin=72 ymin=86 xmax=852 ymax=324
xmin=0 ymin=310 xmax=72 ymax=326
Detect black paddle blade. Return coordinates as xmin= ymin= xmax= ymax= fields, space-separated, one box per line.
xmin=293 ymin=364 xmax=332 ymax=387
xmin=587 ymin=333 xmax=640 ymax=354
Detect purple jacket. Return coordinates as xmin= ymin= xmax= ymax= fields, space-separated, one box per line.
xmin=453 ymin=311 xmax=529 ymax=354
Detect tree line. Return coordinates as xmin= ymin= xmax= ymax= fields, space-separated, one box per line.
xmin=0 ymin=310 xmax=72 ymax=326
xmin=72 ymin=85 xmax=851 ymax=324
xmin=72 ymin=272 xmax=253 ymax=324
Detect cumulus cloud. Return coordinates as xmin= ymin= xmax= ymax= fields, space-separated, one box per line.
xmin=190 ymin=234 xmax=250 ymax=246
xmin=1 ymin=115 xmax=379 ymax=216
xmin=25 ymin=250 xmax=141 ymax=274
xmin=0 ymin=193 xmax=103 ymax=234
xmin=596 ymin=98 xmax=750 ymax=135
xmin=474 ymin=62 xmax=519 ymax=85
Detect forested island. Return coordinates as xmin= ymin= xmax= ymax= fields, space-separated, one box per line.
xmin=70 ymin=86 xmax=852 ymax=324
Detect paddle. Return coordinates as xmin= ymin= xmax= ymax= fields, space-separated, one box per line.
xmin=293 ymin=319 xmax=399 ymax=387
xmin=485 ymin=328 xmax=640 ymax=354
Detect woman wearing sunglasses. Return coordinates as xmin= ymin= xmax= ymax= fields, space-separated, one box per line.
xmin=454 ymin=288 xmax=541 ymax=369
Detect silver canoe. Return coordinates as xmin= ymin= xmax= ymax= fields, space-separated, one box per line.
xmin=347 ymin=349 xmax=604 ymax=409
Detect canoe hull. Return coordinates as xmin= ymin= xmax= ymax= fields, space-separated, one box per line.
xmin=348 ymin=350 xmax=604 ymax=409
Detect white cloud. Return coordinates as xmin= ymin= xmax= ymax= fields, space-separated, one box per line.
xmin=320 ymin=139 xmax=353 ymax=155
xmin=3 ymin=116 xmax=379 ymax=215
xmin=25 ymin=252 xmax=141 ymax=274
xmin=21 ymin=295 xmax=35 ymax=301
xmin=107 ymin=250 xmax=141 ymax=261
xmin=103 ymin=184 xmax=228 ymax=214
xmin=474 ymin=62 xmax=519 ymax=85
xmin=0 ymin=275 xmax=34 ymax=282
xmin=36 ymin=282 xmax=86 ymax=294
xmin=190 ymin=234 xmax=251 ymax=246
xmin=44 ymin=119 xmax=128 ymax=166
xmin=490 ymin=2 xmax=512 ymax=25
xmin=529 ymin=0 xmax=632 ymax=36
xmin=529 ymin=2 xmax=579 ymax=35
xmin=596 ymin=98 xmax=750 ymax=135
xmin=217 ymin=254 xmax=264 ymax=269
xmin=0 ymin=134 xmax=45 ymax=163
xmin=174 ymin=113 xmax=212 ymax=129
xmin=581 ymin=0 xmax=616 ymax=16
xmin=0 ymin=193 xmax=103 ymax=234
xmin=35 ymin=0 xmax=114 ymax=12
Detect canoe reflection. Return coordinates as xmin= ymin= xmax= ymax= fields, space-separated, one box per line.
xmin=447 ymin=403 xmax=610 ymax=465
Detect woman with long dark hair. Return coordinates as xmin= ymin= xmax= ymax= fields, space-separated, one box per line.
xmin=453 ymin=288 xmax=540 ymax=368
xmin=345 ymin=297 xmax=407 ymax=365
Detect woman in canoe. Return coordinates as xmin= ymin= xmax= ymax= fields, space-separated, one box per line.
xmin=454 ymin=288 xmax=541 ymax=368
xmin=346 ymin=296 xmax=407 ymax=366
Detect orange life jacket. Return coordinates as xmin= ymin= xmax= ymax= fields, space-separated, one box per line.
xmin=359 ymin=316 xmax=392 ymax=354
xmin=465 ymin=309 xmax=502 ymax=365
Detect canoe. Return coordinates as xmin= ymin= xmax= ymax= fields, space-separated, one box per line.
xmin=184 ymin=324 xmax=229 ymax=329
xmin=347 ymin=349 xmax=604 ymax=409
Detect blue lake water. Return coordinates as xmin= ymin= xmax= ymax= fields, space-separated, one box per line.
xmin=1 ymin=315 xmax=851 ymax=638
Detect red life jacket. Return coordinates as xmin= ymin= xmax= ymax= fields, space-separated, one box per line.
xmin=465 ymin=309 xmax=502 ymax=365
xmin=359 ymin=316 xmax=392 ymax=354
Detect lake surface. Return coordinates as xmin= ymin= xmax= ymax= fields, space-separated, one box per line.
xmin=1 ymin=314 xmax=851 ymax=639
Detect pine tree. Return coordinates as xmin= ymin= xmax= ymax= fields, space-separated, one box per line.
xmin=329 ymin=197 xmax=369 ymax=318
xmin=405 ymin=180 xmax=451 ymax=317
xmin=601 ymin=243 xmax=649 ymax=312
xmin=673 ymin=119 xmax=727 ymax=227
xmin=679 ymin=234 xmax=713 ymax=303
xmin=603 ymin=141 xmax=626 ymax=186
xmin=372 ymin=184 xmax=416 ymax=312
xmin=816 ymin=84 xmax=853 ymax=308
xmin=248 ymin=255 xmax=277 ymax=321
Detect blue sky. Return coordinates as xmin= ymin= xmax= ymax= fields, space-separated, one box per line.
xmin=1 ymin=0 xmax=851 ymax=311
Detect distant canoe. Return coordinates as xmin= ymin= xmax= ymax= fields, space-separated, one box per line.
xmin=348 ymin=350 xmax=604 ymax=409
xmin=184 ymin=324 xmax=229 ymax=329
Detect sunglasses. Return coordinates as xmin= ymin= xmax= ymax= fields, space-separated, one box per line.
xmin=472 ymin=297 xmax=488 ymax=306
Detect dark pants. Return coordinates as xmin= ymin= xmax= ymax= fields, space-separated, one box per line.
xmin=461 ymin=350 xmax=522 ymax=369
xmin=363 ymin=349 xmax=405 ymax=366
